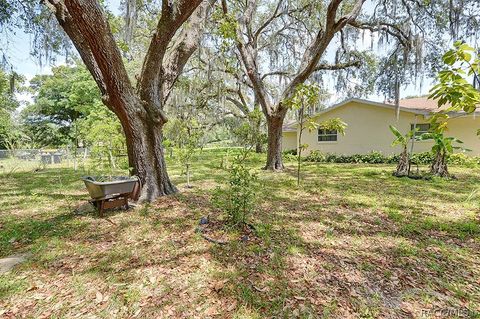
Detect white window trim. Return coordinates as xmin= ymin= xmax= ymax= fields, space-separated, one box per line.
xmin=317 ymin=129 xmax=338 ymax=143
xmin=411 ymin=123 xmax=430 ymax=136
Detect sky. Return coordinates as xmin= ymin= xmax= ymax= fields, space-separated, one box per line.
xmin=3 ymin=30 xmax=48 ymax=106
xmin=1 ymin=0 xmax=122 ymax=106
xmin=1 ymin=0 xmax=431 ymax=106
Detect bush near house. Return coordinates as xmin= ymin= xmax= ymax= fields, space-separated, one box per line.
xmin=301 ymin=150 xmax=480 ymax=166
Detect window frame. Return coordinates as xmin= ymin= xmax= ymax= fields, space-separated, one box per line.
xmin=317 ymin=128 xmax=338 ymax=142
xmin=410 ymin=123 xmax=430 ymax=136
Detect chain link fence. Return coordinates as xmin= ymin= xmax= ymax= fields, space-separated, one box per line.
xmin=0 ymin=148 xmax=90 ymax=172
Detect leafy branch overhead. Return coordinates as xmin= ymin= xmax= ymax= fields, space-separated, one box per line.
xmin=319 ymin=118 xmax=347 ymax=136
xmin=429 ymin=41 xmax=480 ymax=114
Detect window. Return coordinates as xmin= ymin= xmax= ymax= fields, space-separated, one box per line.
xmin=318 ymin=129 xmax=337 ymax=142
xmin=410 ymin=123 xmax=430 ymax=136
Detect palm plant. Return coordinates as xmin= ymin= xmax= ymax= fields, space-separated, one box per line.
xmin=389 ymin=125 xmax=416 ymax=177
xmin=419 ymin=113 xmax=470 ymax=177
xmin=420 ymin=132 xmax=464 ymax=177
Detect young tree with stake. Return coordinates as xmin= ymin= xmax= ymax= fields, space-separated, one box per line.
xmin=164 ymin=118 xmax=204 ymax=188
xmin=285 ymin=84 xmax=345 ymax=186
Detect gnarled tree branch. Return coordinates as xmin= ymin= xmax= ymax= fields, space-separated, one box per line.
xmin=45 ymin=0 xmax=134 ymax=116
xmin=348 ymin=20 xmax=412 ymax=50
xmin=282 ymin=0 xmax=366 ymax=102
xmin=162 ymin=1 xmax=214 ymax=104
xmin=138 ymin=0 xmax=204 ymax=108
xmin=314 ymin=60 xmax=362 ymax=72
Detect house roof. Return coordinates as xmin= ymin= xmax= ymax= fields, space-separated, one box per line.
xmin=385 ymin=96 xmax=460 ymax=113
xmin=282 ymin=97 xmax=479 ymax=132
xmin=313 ymin=98 xmax=431 ymax=118
xmin=385 ymin=96 xmax=450 ymax=112
xmin=316 ymin=97 xmax=480 ymax=118
xmin=282 ymin=120 xmax=297 ymax=132
xmin=387 ymin=96 xmax=480 ymax=114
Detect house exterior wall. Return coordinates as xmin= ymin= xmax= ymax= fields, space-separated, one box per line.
xmin=282 ymin=131 xmax=297 ymax=151
xmin=445 ymin=116 xmax=480 ymax=155
xmin=294 ymin=101 xmax=480 ymax=156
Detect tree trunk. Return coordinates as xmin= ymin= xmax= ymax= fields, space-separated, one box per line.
xmin=186 ymin=163 xmax=191 ymax=188
xmin=44 ymin=0 xmax=207 ymax=202
xmin=265 ymin=115 xmax=285 ymax=170
xmin=119 ymin=98 xmax=177 ymax=201
xmin=254 ymin=105 xmax=263 ymax=153
xmin=108 ymin=149 xmax=116 ymax=169
xmin=297 ymin=107 xmax=305 ymax=186
xmin=431 ymin=151 xmax=449 ymax=177
xmin=394 ymin=147 xmax=409 ymax=177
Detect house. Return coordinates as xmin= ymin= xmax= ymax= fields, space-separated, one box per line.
xmin=282 ymin=97 xmax=480 ymax=156
xmin=282 ymin=121 xmax=298 ymax=151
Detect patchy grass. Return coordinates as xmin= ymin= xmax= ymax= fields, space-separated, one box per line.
xmin=1 ymin=149 xmax=480 ymax=318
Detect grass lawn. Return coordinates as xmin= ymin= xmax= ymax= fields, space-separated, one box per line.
xmin=1 ymin=149 xmax=479 ymax=318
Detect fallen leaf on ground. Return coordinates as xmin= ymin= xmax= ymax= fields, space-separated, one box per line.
xmin=95 ymin=291 xmax=103 ymax=303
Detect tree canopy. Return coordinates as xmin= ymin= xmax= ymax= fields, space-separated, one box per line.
xmin=21 ymin=64 xmax=103 ymax=148
xmin=0 ymin=0 xmax=479 ymax=198
xmin=0 ymin=67 xmax=22 ymax=149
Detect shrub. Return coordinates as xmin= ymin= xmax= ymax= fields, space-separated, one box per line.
xmin=304 ymin=150 xmax=325 ymax=162
xmin=212 ymin=163 xmax=258 ymax=227
xmin=283 ymin=149 xmax=297 ymax=156
xmin=304 ymin=151 xmax=479 ymax=167
xmin=357 ymin=151 xmax=385 ymax=164
xmin=305 ymin=151 xmax=392 ymax=164
xmin=410 ymin=152 xmax=434 ymax=165
xmin=282 ymin=149 xmax=298 ymax=162
xmin=448 ymin=153 xmax=478 ymax=167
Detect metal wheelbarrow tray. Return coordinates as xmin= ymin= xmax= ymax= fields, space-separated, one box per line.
xmin=82 ymin=176 xmax=140 ymax=216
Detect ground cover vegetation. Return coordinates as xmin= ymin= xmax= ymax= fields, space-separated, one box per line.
xmin=1 ymin=150 xmax=480 ymax=318
xmin=0 ymin=0 xmax=479 ymax=317
xmin=1 ymin=0 xmax=479 ymax=201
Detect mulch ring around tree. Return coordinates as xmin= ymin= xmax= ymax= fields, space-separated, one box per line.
xmin=196 ymin=216 xmax=259 ymax=245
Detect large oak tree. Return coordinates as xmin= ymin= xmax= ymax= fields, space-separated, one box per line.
xmin=221 ymin=0 xmax=480 ymax=170
xmin=37 ymin=0 xmax=210 ymax=201
xmin=221 ymin=0 xmax=365 ymax=170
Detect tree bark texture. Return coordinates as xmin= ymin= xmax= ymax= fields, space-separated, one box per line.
xmin=45 ymin=0 xmax=207 ymax=201
xmin=394 ymin=147 xmax=409 ymax=177
xmin=265 ymin=115 xmax=285 ymax=170
xmin=431 ymin=151 xmax=449 ymax=177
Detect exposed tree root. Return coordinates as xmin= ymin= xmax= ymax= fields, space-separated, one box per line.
xmin=196 ymin=217 xmax=257 ymax=245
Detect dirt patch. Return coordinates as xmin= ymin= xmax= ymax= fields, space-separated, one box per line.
xmin=0 ymin=253 xmax=31 ymax=274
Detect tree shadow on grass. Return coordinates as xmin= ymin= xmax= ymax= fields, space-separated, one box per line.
xmin=282 ymin=162 xmax=480 ymax=205
xmin=2 ymin=162 xmax=479 ymax=317
xmin=0 ymin=211 xmax=88 ymax=258
xmin=0 ymin=184 xmax=137 ymax=260
xmin=0 ymin=167 xmax=84 ymax=186
xmin=167 ymin=182 xmax=480 ymax=318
